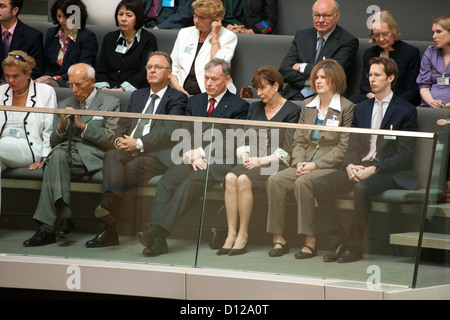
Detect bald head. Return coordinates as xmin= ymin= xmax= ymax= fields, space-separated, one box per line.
xmin=312 ymin=0 xmax=340 ymax=36
xmin=67 ymin=63 xmax=96 ymax=102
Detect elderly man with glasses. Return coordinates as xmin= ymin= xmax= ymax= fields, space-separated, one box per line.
xmin=23 ymin=63 xmax=121 ymax=247
xmin=279 ymin=0 xmax=358 ymax=100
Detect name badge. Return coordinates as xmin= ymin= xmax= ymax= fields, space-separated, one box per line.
xmin=437 ymin=75 xmax=449 ymax=86
xmin=162 ymin=0 xmax=175 ymax=7
xmin=115 ymin=44 xmax=127 ymax=54
xmin=325 ymin=116 xmax=339 ymax=127
xmin=183 ymin=46 xmax=195 ymax=55
xmin=9 ymin=128 xmax=21 ymax=138
xmin=384 ymin=124 xmax=396 ymax=140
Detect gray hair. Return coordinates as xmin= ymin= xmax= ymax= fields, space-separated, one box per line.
xmin=312 ymin=0 xmax=340 ymax=13
xmin=204 ymin=58 xmax=232 ymax=77
xmin=68 ymin=63 xmax=96 ymax=79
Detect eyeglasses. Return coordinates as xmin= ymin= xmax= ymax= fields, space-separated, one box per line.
xmin=371 ymin=31 xmax=391 ymax=40
xmin=67 ymin=80 xmax=88 ymax=88
xmin=312 ymin=12 xmax=336 ymax=20
xmin=366 ymin=73 xmax=384 ymax=79
xmin=193 ymin=12 xmax=209 ymax=21
xmin=145 ymin=65 xmax=170 ymax=72
xmin=8 ymin=54 xmax=26 ymax=62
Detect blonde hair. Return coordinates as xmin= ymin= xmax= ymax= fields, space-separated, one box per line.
xmin=2 ymin=50 xmax=36 ymax=75
xmin=369 ymin=11 xmax=401 ymax=43
xmin=309 ymin=59 xmax=347 ymax=95
xmin=434 ymin=15 xmax=450 ymax=32
xmin=192 ymin=0 xmax=225 ymax=21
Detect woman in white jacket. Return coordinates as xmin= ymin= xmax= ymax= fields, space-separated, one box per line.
xmin=0 ymin=51 xmax=57 ymax=171
xmin=170 ymin=0 xmax=237 ymax=95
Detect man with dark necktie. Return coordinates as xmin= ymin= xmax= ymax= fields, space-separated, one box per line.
xmin=0 ymin=0 xmax=44 ymax=80
xmin=140 ymin=0 xmax=194 ymax=30
xmin=85 ymin=51 xmax=188 ymax=248
xmin=137 ymin=58 xmax=249 ymax=257
xmin=312 ymin=57 xmax=418 ymax=263
xmin=23 ymin=63 xmax=121 ymax=247
xmin=278 ymin=0 xmax=358 ymax=100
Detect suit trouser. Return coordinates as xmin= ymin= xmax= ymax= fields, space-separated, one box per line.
xmin=149 ymin=163 xmax=230 ymax=234
xmin=102 ymin=149 xmax=168 ymax=197
xmin=266 ymin=167 xmax=336 ymax=237
xmin=312 ymin=168 xmax=397 ymax=250
xmin=33 ymin=146 xmax=88 ymax=230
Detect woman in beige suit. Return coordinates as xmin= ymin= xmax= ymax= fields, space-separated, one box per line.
xmin=266 ymin=59 xmax=355 ymax=259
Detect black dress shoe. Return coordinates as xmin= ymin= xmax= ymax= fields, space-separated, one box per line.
xmin=216 ymin=247 xmax=231 ymax=255
xmin=295 ymin=245 xmax=317 ymax=259
xmin=268 ymin=242 xmax=289 ymax=257
xmin=23 ymin=229 xmax=56 ymax=247
xmin=56 ymin=218 xmax=75 ymax=238
xmin=136 ymin=228 xmax=154 ymax=248
xmin=85 ymin=229 xmax=119 ymax=248
xmin=337 ymin=249 xmax=363 ymax=263
xmin=142 ymin=236 xmax=168 ymax=257
xmin=229 ymin=245 xmax=247 ymax=256
xmin=323 ymin=243 xmax=344 ymax=262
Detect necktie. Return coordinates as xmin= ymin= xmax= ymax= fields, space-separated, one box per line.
xmin=147 ymin=0 xmax=160 ymax=19
xmin=79 ymin=101 xmax=86 ymax=110
xmin=315 ymin=36 xmax=324 ymax=63
xmin=133 ymin=94 xmax=158 ymax=138
xmin=206 ymin=98 xmax=215 ymax=117
xmin=363 ymin=100 xmax=383 ymax=161
xmin=3 ymin=30 xmax=11 ymax=57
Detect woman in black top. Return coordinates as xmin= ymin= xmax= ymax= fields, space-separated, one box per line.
xmin=217 ymin=66 xmax=300 ymax=256
xmin=95 ymin=0 xmax=158 ymax=92
xmin=36 ymin=0 xmax=97 ymax=87
xmin=351 ymin=10 xmax=421 ymax=105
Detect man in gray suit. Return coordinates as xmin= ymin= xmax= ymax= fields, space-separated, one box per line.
xmin=23 ymin=63 xmax=121 ymax=247
xmin=279 ymin=0 xmax=358 ymax=100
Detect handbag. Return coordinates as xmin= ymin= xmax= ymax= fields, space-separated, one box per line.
xmin=208 ymin=205 xmax=227 ymax=249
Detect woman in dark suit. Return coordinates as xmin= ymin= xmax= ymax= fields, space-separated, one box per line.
xmin=36 ymin=0 xmax=97 ymax=87
xmin=351 ymin=11 xmax=421 ymax=105
xmin=95 ymin=0 xmax=158 ymax=92
xmin=218 ymin=66 xmax=300 ymax=256
xmin=266 ymin=59 xmax=355 ymax=259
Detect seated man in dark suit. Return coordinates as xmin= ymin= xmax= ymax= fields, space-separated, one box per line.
xmin=23 ymin=63 xmax=121 ymax=247
xmin=137 ymin=58 xmax=249 ymax=257
xmin=85 ymin=51 xmax=188 ymax=248
xmin=0 ymin=0 xmax=44 ymax=80
xmin=140 ymin=0 xmax=194 ymax=30
xmin=312 ymin=57 xmax=418 ymax=263
xmin=279 ymin=0 xmax=358 ymax=100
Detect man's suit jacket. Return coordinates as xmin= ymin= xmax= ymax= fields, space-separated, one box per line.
xmin=343 ymin=94 xmax=418 ymax=190
xmin=49 ymin=90 xmax=121 ymax=172
xmin=141 ymin=0 xmax=194 ymax=29
xmin=279 ymin=26 xmax=359 ymax=100
xmin=186 ymin=90 xmax=249 ymax=178
xmin=291 ymin=95 xmax=355 ymax=169
xmin=117 ymin=86 xmax=188 ymax=166
xmin=0 ymin=20 xmax=45 ymax=79
xmin=43 ymin=26 xmax=98 ymax=81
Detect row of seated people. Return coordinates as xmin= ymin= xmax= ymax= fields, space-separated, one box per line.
xmin=2 ymin=0 xmax=449 ymax=109
xmin=0 ymin=44 xmax=419 ymax=263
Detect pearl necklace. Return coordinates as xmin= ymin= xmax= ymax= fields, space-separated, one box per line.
xmin=14 ymin=89 xmax=29 ymax=97
xmin=266 ymin=99 xmax=284 ymax=111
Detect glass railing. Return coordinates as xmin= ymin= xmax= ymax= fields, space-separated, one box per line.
xmin=0 ymin=104 xmax=447 ymax=291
